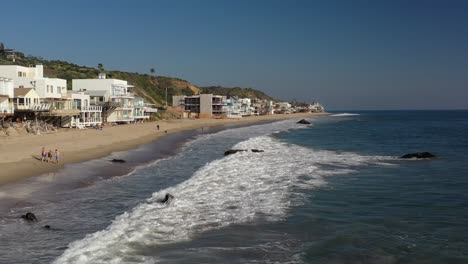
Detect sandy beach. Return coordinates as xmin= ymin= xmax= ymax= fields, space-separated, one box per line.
xmin=0 ymin=113 xmax=326 ymax=186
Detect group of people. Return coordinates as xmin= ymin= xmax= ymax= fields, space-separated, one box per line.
xmin=41 ymin=147 xmax=60 ymax=164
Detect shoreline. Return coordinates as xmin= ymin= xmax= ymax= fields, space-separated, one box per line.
xmin=0 ymin=113 xmax=327 ymax=186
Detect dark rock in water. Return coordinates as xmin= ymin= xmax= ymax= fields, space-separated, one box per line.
xmin=224 ymin=149 xmax=246 ymax=155
xmin=400 ymin=152 xmax=436 ymax=159
xmin=21 ymin=212 xmax=38 ymax=222
xmin=110 ymin=159 xmax=126 ymax=163
xmin=158 ymin=193 xmax=174 ymax=204
xmin=297 ymin=119 xmax=311 ymax=124
xmin=44 ymin=225 xmax=51 ymax=229
xmin=224 ymin=149 xmax=264 ymax=156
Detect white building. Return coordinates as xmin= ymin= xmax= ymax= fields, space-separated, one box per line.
xmin=0 ymin=65 xmax=67 ymax=100
xmin=239 ymin=98 xmax=253 ymax=116
xmin=0 ymin=76 xmax=14 ymax=116
xmin=225 ymin=97 xmax=242 ymax=118
xmin=66 ymin=91 xmax=102 ymax=127
xmin=133 ymin=96 xmax=150 ymax=121
xmin=13 ymin=88 xmax=41 ymax=111
xmin=275 ymin=102 xmax=292 ymax=114
xmin=72 ymin=74 xmax=134 ymax=123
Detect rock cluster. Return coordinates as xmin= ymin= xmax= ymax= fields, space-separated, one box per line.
xmin=0 ymin=120 xmax=57 ymax=137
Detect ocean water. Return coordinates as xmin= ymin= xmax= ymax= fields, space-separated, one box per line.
xmin=0 ymin=111 xmax=467 ymax=263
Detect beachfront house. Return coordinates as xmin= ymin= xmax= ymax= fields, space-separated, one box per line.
xmin=0 ymin=65 xmax=80 ymax=126
xmin=0 ymin=76 xmax=14 ymax=116
xmin=72 ymin=74 xmax=134 ymax=124
xmin=66 ymin=91 xmax=102 ymax=128
xmin=133 ymin=96 xmax=150 ymax=122
xmin=239 ymin=98 xmax=253 ymax=116
xmin=173 ymin=94 xmax=227 ymax=118
xmin=275 ymin=102 xmax=292 ymax=114
xmin=225 ymin=96 xmax=242 ymax=118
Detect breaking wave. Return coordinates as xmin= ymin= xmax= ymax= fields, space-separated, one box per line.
xmin=55 ymin=133 xmax=392 ymax=263
xmin=331 ymin=113 xmax=360 ymax=117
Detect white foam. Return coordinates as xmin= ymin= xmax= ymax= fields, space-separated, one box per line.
xmin=55 ymin=135 xmax=392 ymax=264
xmin=331 ymin=113 xmax=360 ymax=117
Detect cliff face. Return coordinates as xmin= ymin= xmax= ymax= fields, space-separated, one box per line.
xmin=1 ymin=50 xmax=276 ymax=106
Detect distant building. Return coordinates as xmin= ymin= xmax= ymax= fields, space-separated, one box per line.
xmin=173 ymin=94 xmax=227 ymax=118
xmin=0 ymin=43 xmax=16 ymax=62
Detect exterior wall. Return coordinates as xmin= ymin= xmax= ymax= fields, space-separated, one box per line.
xmin=172 ymin=95 xmax=185 ymax=107
xmin=0 ymin=77 xmax=14 ymax=98
xmin=199 ymin=94 xmax=213 ymax=118
xmin=0 ymin=77 xmax=14 ymax=115
xmin=0 ymin=65 xmax=43 ymax=79
xmin=34 ymin=78 xmax=67 ymax=99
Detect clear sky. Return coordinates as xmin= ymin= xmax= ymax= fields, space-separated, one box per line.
xmin=1 ymin=0 xmax=467 ymax=110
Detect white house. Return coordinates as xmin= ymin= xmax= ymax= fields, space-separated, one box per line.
xmin=239 ymin=98 xmax=253 ymax=116
xmin=0 ymin=65 xmax=67 ymax=100
xmin=225 ymin=96 xmax=242 ymax=118
xmin=0 ymin=76 xmax=14 ymax=116
xmin=65 ymin=91 xmax=103 ymax=127
xmin=13 ymin=88 xmax=41 ymax=111
xmin=72 ymin=74 xmax=134 ymax=123
xmin=133 ymin=96 xmax=150 ymax=121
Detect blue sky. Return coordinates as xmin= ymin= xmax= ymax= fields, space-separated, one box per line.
xmin=1 ymin=0 xmax=467 ymax=110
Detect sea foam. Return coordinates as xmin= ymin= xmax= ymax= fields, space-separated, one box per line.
xmin=331 ymin=113 xmax=361 ymax=117
xmin=55 ymin=123 xmax=391 ymax=263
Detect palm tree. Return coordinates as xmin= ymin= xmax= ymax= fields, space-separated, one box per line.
xmin=98 ymin=63 xmax=104 ymax=72
xmin=150 ymin=68 xmax=155 ymax=76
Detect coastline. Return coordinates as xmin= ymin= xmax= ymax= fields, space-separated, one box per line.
xmin=0 ymin=112 xmax=326 ymax=186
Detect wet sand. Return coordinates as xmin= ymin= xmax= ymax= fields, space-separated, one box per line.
xmin=0 ymin=113 xmax=326 ymax=186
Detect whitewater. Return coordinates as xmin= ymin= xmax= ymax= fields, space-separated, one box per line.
xmin=55 ymin=118 xmax=393 ymax=264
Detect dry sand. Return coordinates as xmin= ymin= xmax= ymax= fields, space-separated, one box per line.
xmin=0 ymin=113 xmax=326 ymax=186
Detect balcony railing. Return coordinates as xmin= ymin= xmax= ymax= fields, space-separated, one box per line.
xmin=81 ymin=105 xmax=102 ymax=112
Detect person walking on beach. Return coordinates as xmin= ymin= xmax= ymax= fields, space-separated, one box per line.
xmin=55 ymin=149 xmax=60 ymax=164
xmin=47 ymin=149 xmax=53 ymax=163
xmin=157 ymin=124 xmax=160 ymax=130
xmin=41 ymin=147 xmax=47 ymax=163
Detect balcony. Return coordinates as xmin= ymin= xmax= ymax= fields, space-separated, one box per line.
xmin=81 ymin=105 xmax=102 ymax=112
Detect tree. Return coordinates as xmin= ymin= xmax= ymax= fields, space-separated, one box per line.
xmin=150 ymin=68 xmax=155 ymax=76
xmin=98 ymin=63 xmax=104 ymax=72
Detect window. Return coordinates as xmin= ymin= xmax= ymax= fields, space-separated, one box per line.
xmin=51 ymin=86 xmax=54 ymax=93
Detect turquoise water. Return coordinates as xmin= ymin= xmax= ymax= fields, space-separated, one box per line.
xmin=1 ymin=111 xmax=467 ymax=263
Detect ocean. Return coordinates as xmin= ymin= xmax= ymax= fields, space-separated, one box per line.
xmin=0 ymin=111 xmax=467 ymax=263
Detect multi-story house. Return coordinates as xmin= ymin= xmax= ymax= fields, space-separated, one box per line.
xmin=133 ymin=96 xmax=150 ymax=122
xmin=72 ymin=73 xmax=134 ymax=124
xmin=66 ymin=91 xmax=102 ymax=128
xmin=0 ymin=76 xmax=14 ymax=116
xmin=173 ymin=94 xmax=227 ymax=118
xmin=0 ymin=65 xmax=78 ymax=126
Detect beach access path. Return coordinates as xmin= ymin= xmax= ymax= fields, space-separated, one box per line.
xmin=0 ymin=113 xmax=326 ymax=186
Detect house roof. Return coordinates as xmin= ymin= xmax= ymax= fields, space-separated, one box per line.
xmin=14 ymin=88 xmax=34 ymax=97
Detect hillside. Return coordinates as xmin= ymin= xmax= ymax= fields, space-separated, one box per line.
xmin=200 ymin=86 xmax=276 ymax=101
xmin=0 ymin=46 xmax=277 ymax=106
